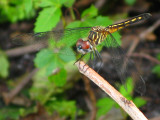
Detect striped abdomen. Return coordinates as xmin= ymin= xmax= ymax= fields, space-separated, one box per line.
xmin=106 ymin=13 xmax=151 ymax=34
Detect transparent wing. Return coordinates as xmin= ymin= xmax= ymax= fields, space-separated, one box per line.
xmin=11 ymin=27 xmax=92 ymax=55
xmin=104 ymin=33 xmax=146 ymax=95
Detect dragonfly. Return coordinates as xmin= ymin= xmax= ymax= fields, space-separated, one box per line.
xmin=12 ymin=13 xmax=151 ymax=95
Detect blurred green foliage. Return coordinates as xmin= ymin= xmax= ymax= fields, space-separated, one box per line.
xmin=0 ymin=51 xmax=9 ymax=78
xmin=0 ymin=106 xmax=37 ymax=120
xmin=96 ymin=97 xmax=115 ymax=119
xmin=0 ymin=107 xmax=20 ymax=120
xmin=124 ymin=0 xmax=136 ymax=6
xmin=0 ymin=0 xmax=75 ymax=24
xmin=0 ymin=0 xmax=147 ymax=119
xmin=48 ymin=68 xmax=67 ymax=87
xmin=152 ymin=54 xmax=160 ymax=77
xmin=46 ymin=100 xmax=77 ymax=120
xmin=0 ymin=0 xmax=35 ymax=23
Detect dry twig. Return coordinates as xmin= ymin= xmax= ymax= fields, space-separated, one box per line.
xmin=82 ymin=75 xmax=97 ymax=120
xmin=127 ymin=19 xmax=160 ymax=56
xmin=75 ymin=61 xmax=148 ymax=120
xmin=131 ymin=53 xmax=160 ymax=64
xmin=6 ymin=42 xmax=46 ymax=57
xmin=2 ymin=69 xmax=38 ymax=105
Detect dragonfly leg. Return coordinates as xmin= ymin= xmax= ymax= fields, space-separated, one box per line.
xmin=88 ymin=50 xmax=102 ymax=72
xmin=74 ymin=54 xmax=89 ymax=71
xmin=92 ymin=50 xmax=96 ymax=69
xmin=74 ymin=54 xmax=85 ymax=65
xmin=95 ymin=49 xmax=103 ymax=72
xmin=83 ymin=53 xmax=93 ymax=73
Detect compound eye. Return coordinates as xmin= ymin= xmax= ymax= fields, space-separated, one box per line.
xmin=77 ymin=45 xmax=82 ymax=50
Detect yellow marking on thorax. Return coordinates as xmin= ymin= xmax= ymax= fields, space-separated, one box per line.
xmin=89 ymin=26 xmax=108 ymax=45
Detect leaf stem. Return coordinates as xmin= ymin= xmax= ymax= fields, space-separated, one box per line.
xmin=70 ymin=7 xmax=76 ymax=20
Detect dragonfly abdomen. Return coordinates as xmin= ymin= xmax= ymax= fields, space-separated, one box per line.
xmin=106 ymin=13 xmax=151 ymax=34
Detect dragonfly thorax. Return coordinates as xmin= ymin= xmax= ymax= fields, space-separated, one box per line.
xmin=76 ymin=38 xmax=93 ymax=54
xmin=88 ymin=26 xmax=108 ymax=45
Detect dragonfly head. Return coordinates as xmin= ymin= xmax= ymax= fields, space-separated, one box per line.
xmin=76 ymin=38 xmax=92 ymax=54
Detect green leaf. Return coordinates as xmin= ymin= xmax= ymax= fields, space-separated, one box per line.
xmin=66 ymin=21 xmax=82 ymax=28
xmin=124 ymin=0 xmax=136 ymax=6
xmin=24 ymin=0 xmax=32 ymax=16
xmin=48 ymin=69 xmax=67 ymax=87
xmin=34 ymin=7 xmax=61 ymax=32
xmin=61 ymin=0 xmax=75 ymax=7
xmin=133 ymin=97 xmax=147 ymax=107
xmin=152 ymin=54 xmax=160 ymax=77
xmin=58 ymin=47 xmax=76 ymax=62
xmin=81 ymin=5 xmax=98 ymax=19
xmin=30 ymin=67 xmax=65 ymax=104
xmin=92 ymin=16 xmax=112 ymax=26
xmin=67 ymin=16 xmax=117 ymax=30
xmin=119 ymin=77 xmax=134 ymax=97
xmin=39 ymin=0 xmax=55 ymax=7
xmin=67 ymin=16 xmax=113 ymax=28
xmin=5 ymin=7 xmax=19 ymax=22
xmin=152 ymin=65 xmax=160 ymax=77
xmin=96 ymin=98 xmax=115 ymax=119
xmin=19 ymin=107 xmax=37 ymax=117
xmin=29 ymin=67 xmax=54 ymax=104
xmin=152 ymin=65 xmax=160 ymax=73
xmin=18 ymin=6 xmax=26 ymax=20
xmin=46 ymin=100 xmax=76 ymax=119
xmin=0 ymin=0 xmax=35 ymax=23
xmin=157 ymin=54 xmax=160 ymax=60
xmin=0 ymin=107 xmax=20 ymax=120
xmin=34 ymin=49 xmax=54 ymax=68
xmin=38 ymin=0 xmax=64 ymax=8
xmin=46 ymin=57 xmax=63 ymax=76
xmin=34 ymin=49 xmax=65 ymax=76
xmin=0 ymin=52 xmax=9 ymax=78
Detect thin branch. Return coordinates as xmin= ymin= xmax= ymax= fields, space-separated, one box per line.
xmin=75 ymin=61 xmax=148 ymax=120
xmin=150 ymin=115 xmax=160 ymax=120
xmin=2 ymin=69 xmax=38 ymax=105
xmin=130 ymin=53 xmax=160 ymax=64
xmin=6 ymin=42 xmax=46 ymax=57
xmin=82 ymin=75 xmax=97 ymax=120
xmin=127 ymin=19 xmax=160 ymax=56
xmin=139 ymin=19 xmax=160 ymax=40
